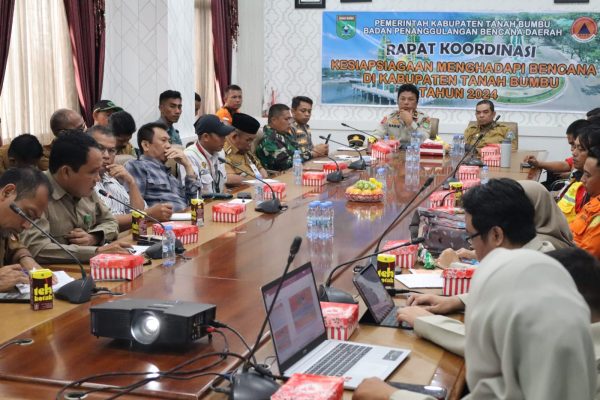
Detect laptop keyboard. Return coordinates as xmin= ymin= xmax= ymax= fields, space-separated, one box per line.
xmin=305 ymin=342 xmax=372 ymax=376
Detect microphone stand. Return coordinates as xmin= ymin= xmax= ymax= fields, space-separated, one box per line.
xmin=318 ymin=237 xmax=425 ymax=304
xmin=218 ymin=157 xmax=282 ymax=214
xmin=319 ymin=136 xmax=366 ymax=170
xmin=325 ymin=156 xmax=343 ymax=183
xmin=230 ymin=237 xmax=303 ymax=400
xmin=10 ymin=203 xmax=95 ymax=304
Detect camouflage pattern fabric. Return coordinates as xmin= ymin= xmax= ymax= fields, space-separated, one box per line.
xmin=290 ymin=121 xmax=314 ymax=161
xmin=256 ymin=125 xmax=299 ymax=171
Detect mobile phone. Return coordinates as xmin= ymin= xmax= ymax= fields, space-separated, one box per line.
xmin=237 ymin=192 xmax=252 ymax=200
xmin=387 ymin=382 xmax=447 ymax=400
xmin=520 ymin=162 xmax=532 ymax=168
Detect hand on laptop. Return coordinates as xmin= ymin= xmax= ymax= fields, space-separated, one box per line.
xmin=353 ymin=377 xmax=396 ymax=400
xmin=396 ymin=306 xmax=433 ymax=327
xmin=406 ymin=294 xmax=465 ymax=315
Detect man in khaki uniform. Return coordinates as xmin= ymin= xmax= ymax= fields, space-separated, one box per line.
xmin=224 ymin=113 xmax=268 ymax=186
xmin=464 ymin=100 xmax=513 ymax=151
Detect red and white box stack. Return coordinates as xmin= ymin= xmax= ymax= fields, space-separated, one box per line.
xmin=90 ymin=253 xmax=145 ymax=281
xmin=429 ymin=190 xmax=455 ymax=208
xmin=458 ymin=165 xmax=480 ymax=181
xmin=320 ymin=301 xmax=359 ymax=341
xmin=263 ymin=182 xmax=286 ymax=200
xmin=302 ymin=171 xmax=326 ymax=186
xmin=271 ymin=373 xmax=344 ymax=400
xmin=484 ymin=154 xmax=501 ymax=167
xmin=153 ymin=222 xmax=199 ymax=244
xmin=371 ymin=142 xmax=392 ymax=160
xmin=480 ymin=145 xmax=501 ymax=167
xmin=419 ymin=140 xmax=444 ymax=157
xmin=382 ymin=240 xmax=419 ymax=269
xmin=323 ymin=162 xmax=348 ymax=174
xmin=212 ymin=202 xmax=246 ymax=223
xmin=383 ymin=139 xmax=400 ymax=152
xmin=461 ymin=179 xmax=481 ymax=190
xmin=442 ymin=267 xmax=476 ymax=296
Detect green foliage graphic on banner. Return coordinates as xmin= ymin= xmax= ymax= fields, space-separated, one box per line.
xmin=321 ymin=12 xmax=600 ymax=112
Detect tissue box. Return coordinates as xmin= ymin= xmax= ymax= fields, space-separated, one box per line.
xmin=442 ymin=267 xmax=476 ymax=296
xmin=303 ymin=171 xmax=326 ymax=186
xmin=483 ymin=154 xmax=500 ymax=167
xmin=320 ymin=302 xmax=359 ymax=341
xmin=263 ymin=182 xmax=286 ymax=200
xmin=429 ymin=190 xmax=455 ymax=208
xmin=323 ymin=162 xmax=348 ymax=174
xmin=458 ymin=165 xmax=480 ymax=181
xmin=382 ymin=240 xmax=419 ymax=269
xmin=153 ymin=222 xmax=199 ymax=244
xmin=90 ymin=253 xmax=145 ymax=281
xmin=212 ymin=202 xmax=246 ymax=223
xmin=419 ymin=140 xmax=444 ymax=157
xmin=371 ymin=142 xmax=392 ymax=160
xmin=271 ymin=373 xmax=344 ymax=400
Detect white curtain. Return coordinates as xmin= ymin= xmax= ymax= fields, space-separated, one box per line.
xmin=0 ymin=0 xmax=79 ymax=145
xmin=194 ymin=0 xmax=222 ymax=115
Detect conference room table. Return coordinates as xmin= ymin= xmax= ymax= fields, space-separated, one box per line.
xmin=0 ymin=149 xmax=545 ymax=400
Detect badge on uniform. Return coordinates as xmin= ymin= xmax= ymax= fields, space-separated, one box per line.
xmin=202 ymin=162 xmax=207 ymax=168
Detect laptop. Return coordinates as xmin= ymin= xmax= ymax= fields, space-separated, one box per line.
xmin=353 ymin=264 xmax=409 ymax=329
xmin=261 ymin=262 xmax=410 ymax=389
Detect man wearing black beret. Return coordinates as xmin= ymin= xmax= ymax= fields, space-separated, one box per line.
xmin=224 ymin=113 xmax=268 ymax=186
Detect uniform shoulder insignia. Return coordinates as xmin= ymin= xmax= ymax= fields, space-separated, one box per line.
xmin=590 ymin=215 xmax=600 ymax=228
xmin=225 ymin=147 xmax=232 ymax=155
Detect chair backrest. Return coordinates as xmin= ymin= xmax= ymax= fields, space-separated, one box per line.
xmin=429 ymin=117 xmax=439 ymax=140
xmin=251 ymin=128 xmax=265 ymax=155
xmin=467 ymin=120 xmax=519 ymax=150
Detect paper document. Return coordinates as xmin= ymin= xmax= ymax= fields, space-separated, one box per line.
xmin=395 ymin=272 xmax=443 ymax=288
xmin=337 ymin=146 xmax=367 ymax=152
xmin=16 ymin=270 xmax=76 ymax=294
xmin=242 ymin=179 xmax=279 ymax=184
xmin=130 ymin=245 xmax=150 ymax=256
xmin=229 ymin=198 xmax=253 ymax=205
xmin=170 ymin=213 xmax=191 ymax=221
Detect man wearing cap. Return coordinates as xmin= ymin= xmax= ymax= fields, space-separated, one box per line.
xmin=93 ymin=100 xmax=123 ymax=127
xmin=184 ymin=114 xmax=233 ymax=194
xmin=224 ymin=113 xmax=268 ymax=186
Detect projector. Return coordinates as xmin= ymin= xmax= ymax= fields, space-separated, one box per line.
xmin=90 ymin=298 xmax=217 ymax=346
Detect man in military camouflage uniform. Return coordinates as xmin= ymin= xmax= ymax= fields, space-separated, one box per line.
xmin=256 ymin=104 xmax=299 ymax=171
xmin=376 ymin=83 xmax=431 ymax=143
xmin=464 ymin=100 xmax=512 ymax=151
xmin=224 ymin=113 xmax=268 ymax=186
xmin=290 ymin=96 xmax=328 ymax=159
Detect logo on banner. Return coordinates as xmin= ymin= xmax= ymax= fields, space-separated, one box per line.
xmin=336 ymin=15 xmax=356 ymax=39
xmin=571 ymin=16 xmax=597 ymax=43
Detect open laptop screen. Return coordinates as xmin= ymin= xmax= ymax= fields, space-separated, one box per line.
xmin=354 ymin=265 xmax=395 ymax=323
xmin=261 ymin=263 xmax=327 ymax=371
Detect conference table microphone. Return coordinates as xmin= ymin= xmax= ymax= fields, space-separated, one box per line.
xmin=341 ymin=122 xmax=380 ymax=143
xmin=325 ymin=155 xmax=343 ymax=183
xmin=230 ymin=236 xmax=303 ymax=399
xmin=319 ymin=237 xmax=425 ymax=304
xmin=318 ymin=136 xmax=366 ymax=170
xmin=9 ymin=203 xmax=95 ymax=304
xmin=217 ymin=157 xmax=282 ymax=214
xmin=97 ymin=189 xmax=185 ymax=258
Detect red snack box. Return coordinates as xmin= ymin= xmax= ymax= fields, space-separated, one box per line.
xmin=419 ymin=140 xmax=444 ymax=157
xmin=90 ymin=253 xmax=145 ymax=281
xmin=303 ymin=171 xmax=326 ymax=186
xmin=483 ymin=154 xmax=500 ymax=167
xmin=271 ymin=373 xmax=344 ymax=400
xmin=212 ymin=202 xmax=246 ymax=223
xmin=320 ymin=301 xmax=359 ymax=341
xmin=429 ymin=190 xmax=455 ymax=208
xmin=323 ymin=162 xmax=348 ymax=174
xmin=263 ymin=182 xmax=286 ymax=200
xmin=153 ymin=221 xmax=199 ymax=244
xmin=461 ymin=179 xmax=481 ymax=190
xmin=442 ymin=267 xmax=476 ymax=296
xmin=371 ymin=142 xmax=392 ymax=160
xmin=480 ymin=145 xmax=500 ymax=159
xmin=383 ymin=139 xmax=400 ymax=152
xmin=458 ymin=165 xmax=480 ymax=181
xmin=382 ymin=240 xmax=419 ymax=269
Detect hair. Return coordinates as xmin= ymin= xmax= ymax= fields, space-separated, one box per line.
xmin=86 ymin=125 xmax=114 ymax=138
xmin=476 ymin=99 xmax=495 ymax=112
xmin=547 ymin=248 xmax=600 ymax=314
xmin=7 ymin=134 xmax=43 ymax=165
xmin=462 ymin=178 xmax=536 ymax=246
xmin=587 ymin=107 xmax=600 ymax=121
xmin=291 ymin=96 xmax=313 ymax=109
xmin=108 ymin=111 xmax=136 ymax=138
xmin=0 ymin=167 xmax=52 ymax=200
xmin=397 ymin=84 xmax=419 ymax=102
xmin=195 ymin=92 xmax=202 ymax=102
xmin=566 ymin=119 xmax=591 ymax=139
xmin=137 ymin=122 xmax=168 ymax=154
xmin=49 ymin=109 xmax=79 ymax=136
xmin=578 ymin=123 xmax=600 ymax=151
xmin=159 ymin=90 xmax=181 ymax=105
xmin=49 ymin=131 xmax=100 ymax=174
xmin=268 ymin=103 xmax=290 ymax=123
xmin=225 ymin=84 xmax=242 ymax=94
xmin=587 ymin=146 xmax=600 ymax=168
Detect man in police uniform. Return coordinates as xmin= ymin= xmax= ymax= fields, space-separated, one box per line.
xmin=290 ymin=96 xmax=328 ymax=159
xmin=376 ymin=83 xmax=431 ymax=143
xmin=224 ymin=113 xmax=268 ymax=186
xmin=464 ymin=100 xmax=511 ymax=151
xmin=184 ymin=115 xmax=234 ymax=195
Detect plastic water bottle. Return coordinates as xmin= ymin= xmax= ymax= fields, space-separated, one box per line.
xmin=481 ymin=165 xmax=489 ymax=185
xmin=162 ymin=225 xmax=176 ymax=267
xmin=321 ymin=201 xmax=334 ymax=238
xmin=254 ymin=174 xmax=264 ymax=203
xmin=375 ymin=167 xmax=387 ymax=192
xmin=293 ymin=150 xmax=302 ymax=185
xmin=307 ymin=201 xmax=320 ymax=239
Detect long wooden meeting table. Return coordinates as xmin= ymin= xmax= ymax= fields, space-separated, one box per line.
xmin=0 ymin=150 xmax=545 ymax=399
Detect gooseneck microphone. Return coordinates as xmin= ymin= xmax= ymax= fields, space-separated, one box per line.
xmin=341 ymin=122 xmax=380 ymax=143
xmin=230 ymin=236 xmax=303 ymax=399
xmin=318 ymin=237 xmax=425 ymax=304
xmin=325 ymin=156 xmax=343 ymax=183
xmin=10 ymin=203 xmax=95 ymax=304
xmin=218 ymin=157 xmax=282 ymax=214
xmin=318 ymin=136 xmax=366 ymax=170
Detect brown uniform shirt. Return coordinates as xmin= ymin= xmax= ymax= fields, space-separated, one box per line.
xmin=0 ymin=235 xmax=26 ymax=267
xmin=0 ymin=143 xmax=51 ymax=175
xmin=464 ymin=122 xmax=514 ymax=151
xmin=223 ymin=139 xmax=264 ymax=177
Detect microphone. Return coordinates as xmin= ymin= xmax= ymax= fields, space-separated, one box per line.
xmin=341 ymin=122 xmax=380 ymax=144
xmin=218 ymin=157 xmax=282 ymax=214
xmin=324 ymin=133 xmax=331 ymax=144
xmin=97 ymin=190 xmax=185 ymax=258
xmin=10 ymin=203 xmax=94 ymax=304
xmin=318 ymin=237 xmax=425 ymax=304
xmin=464 ymin=115 xmax=501 ymax=166
xmin=325 ymin=155 xmax=343 ymax=183
xmin=230 ymin=236 xmax=303 ymax=399
xmin=318 ymin=136 xmax=366 ymax=170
